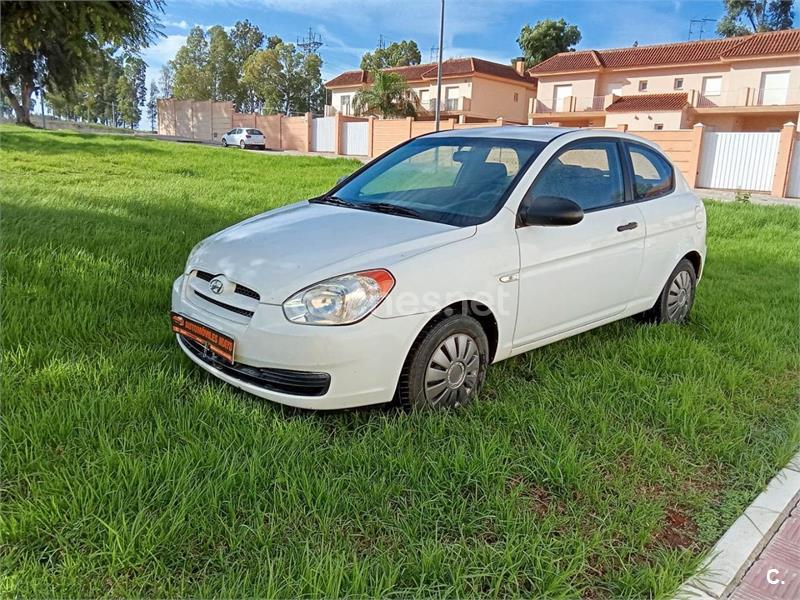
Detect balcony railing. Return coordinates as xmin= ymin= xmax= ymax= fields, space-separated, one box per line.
xmin=418 ymin=97 xmax=471 ymax=113
xmin=697 ymin=87 xmax=799 ymax=108
xmin=534 ymin=95 xmax=605 ymax=114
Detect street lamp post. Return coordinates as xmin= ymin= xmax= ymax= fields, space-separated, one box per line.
xmin=434 ymin=0 xmax=444 ymax=131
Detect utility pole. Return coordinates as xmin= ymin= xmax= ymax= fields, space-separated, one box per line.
xmin=434 ymin=0 xmax=445 ymax=131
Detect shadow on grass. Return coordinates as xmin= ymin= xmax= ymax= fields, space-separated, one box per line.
xmin=1 ymin=128 xmax=169 ymax=157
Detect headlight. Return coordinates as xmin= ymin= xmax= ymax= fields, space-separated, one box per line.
xmin=185 ymin=240 xmax=207 ymax=272
xmin=283 ymin=269 xmax=395 ymax=325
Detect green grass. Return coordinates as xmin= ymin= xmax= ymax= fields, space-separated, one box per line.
xmin=2 ymin=126 xmax=799 ymax=598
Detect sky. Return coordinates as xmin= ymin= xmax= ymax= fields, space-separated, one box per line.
xmin=142 ymin=0 xmax=733 ymax=91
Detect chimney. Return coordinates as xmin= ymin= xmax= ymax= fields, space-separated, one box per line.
xmin=513 ymin=57 xmax=526 ymax=76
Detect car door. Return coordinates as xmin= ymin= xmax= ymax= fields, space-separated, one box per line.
xmin=513 ymin=138 xmax=646 ymax=349
xmin=624 ymin=141 xmax=702 ymax=303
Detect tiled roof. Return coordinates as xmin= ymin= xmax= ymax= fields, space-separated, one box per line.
xmin=325 ymin=57 xmax=536 ymax=88
xmin=605 ymin=92 xmax=689 ymax=112
xmin=529 ymin=29 xmax=800 ymax=75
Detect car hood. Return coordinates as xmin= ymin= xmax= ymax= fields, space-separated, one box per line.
xmin=187 ymin=201 xmax=475 ymax=304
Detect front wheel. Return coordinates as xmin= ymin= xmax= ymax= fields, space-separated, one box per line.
xmin=639 ymin=259 xmax=697 ymax=324
xmin=398 ymin=314 xmax=489 ymax=410
xmin=221 ymin=138 xmax=228 ymax=147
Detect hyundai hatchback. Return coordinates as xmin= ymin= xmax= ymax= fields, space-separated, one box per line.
xmin=172 ymin=127 xmax=706 ymax=410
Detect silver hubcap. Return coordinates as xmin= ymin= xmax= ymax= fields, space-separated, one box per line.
xmin=667 ymin=270 xmax=692 ymax=321
xmin=424 ymin=333 xmax=480 ymax=407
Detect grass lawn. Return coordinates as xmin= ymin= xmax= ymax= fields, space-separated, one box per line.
xmin=2 ymin=126 xmax=799 ymax=598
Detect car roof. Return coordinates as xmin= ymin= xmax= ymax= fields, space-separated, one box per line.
xmin=426 ymin=125 xmax=576 ymax=142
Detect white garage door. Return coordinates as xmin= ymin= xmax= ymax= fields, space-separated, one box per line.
xmin=697 ymin=131 xmax=780 ymax=192
xmin=343 ymin=121 xmax=369 ymax=156
xmin=311 ymin=117 xmax=336 ymax=153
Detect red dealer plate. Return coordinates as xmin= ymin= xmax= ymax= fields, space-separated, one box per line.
xmin=171 ymin=312 xmax=235 ymax=363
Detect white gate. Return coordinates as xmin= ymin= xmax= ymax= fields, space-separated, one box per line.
xmin=311 ymin=117 xmax=335 ymax=153
xmin=343 ymin=121 xmax=369 ymax=156
xmin=787 ymin=139 xmax=800 ymax=198
xmin=697 ymin=131 xmax=780 ymax=192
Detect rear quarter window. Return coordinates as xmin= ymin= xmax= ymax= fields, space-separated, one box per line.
xmin=627 ymin=143 xmax=674 ymax=200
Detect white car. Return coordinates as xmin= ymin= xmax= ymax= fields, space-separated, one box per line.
xmin=172 ymin=127 xmax=706 ymax=410
xmin=221 ymin=127 xmax=266 ymax=150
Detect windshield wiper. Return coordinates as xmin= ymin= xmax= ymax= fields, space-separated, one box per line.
xmin=310 ymin=194 xmax=357 ymax=207
xmin=359 ymin=202 xmax=423 ymax=219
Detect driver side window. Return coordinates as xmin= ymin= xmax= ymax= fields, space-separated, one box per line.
xmin=529 ymin=140 xmax=624 ymax=211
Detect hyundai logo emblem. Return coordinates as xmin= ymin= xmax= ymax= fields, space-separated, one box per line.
xmin=210 ymin=278 xmax=224 ymax=294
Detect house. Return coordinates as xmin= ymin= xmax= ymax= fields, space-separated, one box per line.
xmin=528 ymin=29 xmax=800 ymax=131
xmin=324 ymin=57 xmax=537 ymax=124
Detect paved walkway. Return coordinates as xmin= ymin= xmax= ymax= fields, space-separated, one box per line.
xmin=695 ymin=189 xmax=800 ymax=207
xmin=678 ymin=453 xmax=800 ymax=600
xmin=730 ymin=498 xmax=800 ymax=599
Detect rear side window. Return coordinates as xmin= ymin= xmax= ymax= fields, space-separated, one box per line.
xmin=247 ymin=129 xmax=263 ymax=135
xmin=627 ymin=143 xmax=674 ymax=200
xmin=529 ymin=140 xmax=625 ymax=211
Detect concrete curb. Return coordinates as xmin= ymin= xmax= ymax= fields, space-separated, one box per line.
xmin=675 ymin=450 xmax=800 ymax=599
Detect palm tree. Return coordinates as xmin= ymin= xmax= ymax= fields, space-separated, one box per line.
xmin=352 ymin=70 xmax=416 ymax=119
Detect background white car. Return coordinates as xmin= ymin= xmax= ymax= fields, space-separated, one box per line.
xmin=172 ymin=127 xmax=706 ymax=411
xmin=221 ymin=128 xmax=266 ymax=150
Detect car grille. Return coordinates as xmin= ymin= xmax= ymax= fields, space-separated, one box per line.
xmin=195 ymin=270 xmax=261 ymax=301
xmin=194 ymin=291 xmax=254 ymax=318
xmin=180 ymin=335 xmax=331 ymax=397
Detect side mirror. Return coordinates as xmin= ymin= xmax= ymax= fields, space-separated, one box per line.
xmin=518 ymin=196 xmax=584 ymax=227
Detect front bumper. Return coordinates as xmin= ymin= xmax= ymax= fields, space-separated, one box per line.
xmin=171 ymin=275 xmax=432 ymax=409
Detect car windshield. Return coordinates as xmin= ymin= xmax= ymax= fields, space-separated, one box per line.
xmin=327 ymin=136 xmax=546 ymax=226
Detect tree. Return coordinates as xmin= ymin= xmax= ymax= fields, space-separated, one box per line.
xmin=230 ymin=20 xmax=265 ymax=111
xmin=517 ymin=19 xmax=581 ymax=67
xmin=352 ymin=70 xmax=416 ymax=119
xmin=146 ymin=79 xmax=159 ymax=131
xmin=360 ymin=40 xmax=422 ymax=70
xmin=0 ymin=0 xmax=163 ymax=125
xmin=207 ymin=25 xmax=238 ymax=101
xmin=158 ymin=64 xmax=173 ymax=98
xmin=171 ymin=26 xmax=211 ymax=100
xmin=717 ymin=0 xmax=794 ymax=36
xmin=241 ymin=42 xmax=324 ymax=115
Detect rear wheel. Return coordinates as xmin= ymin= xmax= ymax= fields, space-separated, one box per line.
xmin=398 ymin=314 xmax=489 ymax=410
xmin=639 ymin=259 xmax=697 ymax=324
xmin=239 ymin=140 xmax=246 ymax=149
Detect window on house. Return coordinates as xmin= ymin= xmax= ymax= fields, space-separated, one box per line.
xmin=419 ymin=89 xmax=431 ymax=109
xmin=638 ymin=80 xmax=648 ymax=92
xmin=673 ymin=78 xmax=684 ymax=90
xmin=702 ymin=76 xmax=722 ymax=97
xmin=340 ymin=95 xmax=351 ymax=115
xmin=654 ymin=123 xmax=664 ymax=131
xmin=513 ymin=92 xmax=519 ymax=102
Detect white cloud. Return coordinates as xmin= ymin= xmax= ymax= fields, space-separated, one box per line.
xmin=167 ymin=19 xmax=189 ymax=30
xmin=141 ymin=33 xmax=185 ymax=71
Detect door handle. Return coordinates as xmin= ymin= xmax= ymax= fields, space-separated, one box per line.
xmin=617 ymin=221 xmax=638 ymax=232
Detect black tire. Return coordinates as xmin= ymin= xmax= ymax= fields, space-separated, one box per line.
xmin=239 ymin=140 xmax=246 ymax=149
xmin=260 ymin=144 xmax=267 ymax=151
xmin=398 ymin=314 xmax=489 ymax=410
xmin=221 ymin=139 xmax=228 ymax=147
xmin=638 ymin=258 xmax=697 ymax=324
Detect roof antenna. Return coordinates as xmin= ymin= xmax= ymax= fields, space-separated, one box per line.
xmin=688 ymin=18 xmax=715 ymax=40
